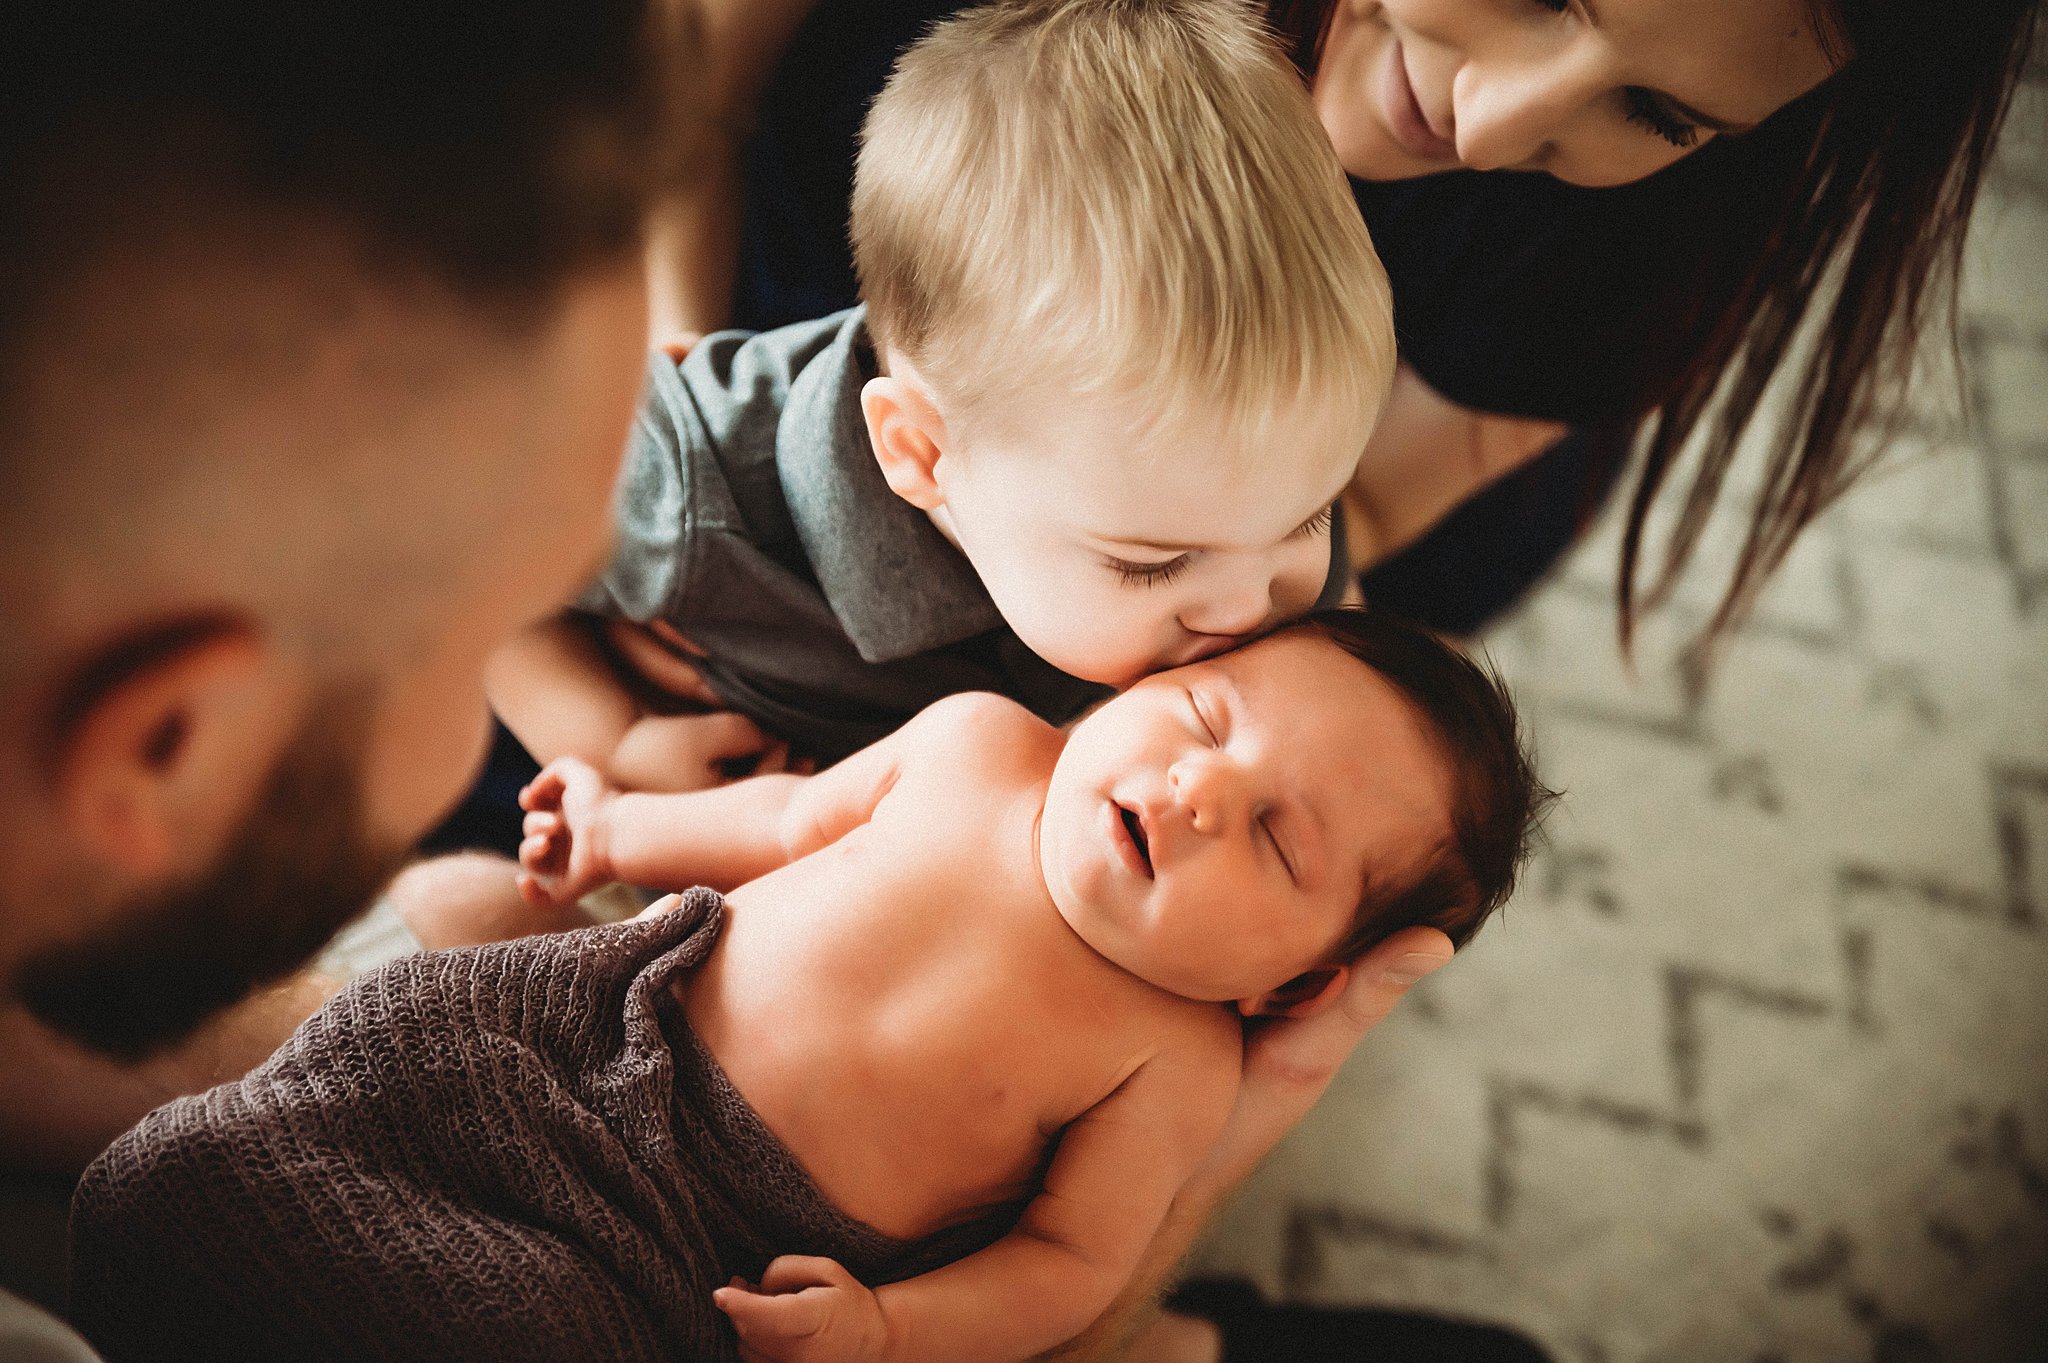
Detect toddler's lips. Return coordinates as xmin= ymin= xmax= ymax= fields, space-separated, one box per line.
xmin=1178 ymin=635 xmax=1244 ymax=666
xmin=1110 ymin=800 xmax=1154 ymax=879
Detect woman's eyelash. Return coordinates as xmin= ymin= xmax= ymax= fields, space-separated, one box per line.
xmin=1623 ymin=88 xmax=1702 ymax=149
xmin=1109 ymin=555 xmax=1192 ymax=587
xmin=1522 ymin=3 xmax=1700 ymax=150
xmin=1295 ymin=505 xmax=1336 ymax=540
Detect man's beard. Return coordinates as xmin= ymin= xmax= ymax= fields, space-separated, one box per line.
xmin=12 ymin=689 xmax=412 ymax=1062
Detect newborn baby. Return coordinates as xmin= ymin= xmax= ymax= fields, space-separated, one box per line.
xmin=71 ymin=609 xmax=1544 ymax=1363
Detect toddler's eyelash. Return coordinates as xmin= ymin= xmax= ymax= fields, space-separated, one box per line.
xmin=1109 ymin=555 xmax=1192 ymax=587
xmin=1623 ymin=88 xmax=1702 ymax=149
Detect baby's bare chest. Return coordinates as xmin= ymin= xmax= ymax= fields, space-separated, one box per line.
xmin=687 ymin=856 xmax=1177 ymax=1240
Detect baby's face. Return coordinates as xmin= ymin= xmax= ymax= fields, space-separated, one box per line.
xmin=931 ymin=390 xmax=1368 ymax=688
xmin=1038 ymin=628 xmax=1453 ymax=1004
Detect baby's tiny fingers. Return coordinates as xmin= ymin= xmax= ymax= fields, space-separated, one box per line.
xmin=758 ymin=1255 xmax=854 ymax=1294
xmin=521 ymin=809 xmax=562 ymax=839
xmin=713 ymin=1285 xmax=825 ymax=1341
xmin=518 ymin=769 xmax=565 ymax=811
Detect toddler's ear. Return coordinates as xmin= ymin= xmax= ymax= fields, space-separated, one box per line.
xmin=1239 ymin=965 xmax=1350 ymax=1019
xmin=861 ymin=374 xmax=950 ymax=512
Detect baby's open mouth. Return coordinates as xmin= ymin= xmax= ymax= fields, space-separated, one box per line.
xmin=1120 ymin=804 xmax=1153 ymax=877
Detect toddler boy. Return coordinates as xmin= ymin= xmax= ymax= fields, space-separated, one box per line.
xmin=71 ymin=611 xmax=1549 ymax=1362
xmin=490 ymin=0 xmax=1395 ymax=789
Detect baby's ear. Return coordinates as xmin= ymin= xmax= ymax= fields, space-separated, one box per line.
xmin=861 ymin=374 xmax=950 ymax=512
xmin=1239 ymin=964 xmax=1350 ymax=1019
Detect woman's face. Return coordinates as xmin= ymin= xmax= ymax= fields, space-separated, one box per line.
xmin=1314 ymin=0 xmax=1843 ymax=187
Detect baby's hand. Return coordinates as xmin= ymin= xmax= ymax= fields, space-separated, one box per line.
xmin=514 ymin=758 xmax=617 ymax=908
xmin=714 ymin=1256 xmax=888 ymax=1363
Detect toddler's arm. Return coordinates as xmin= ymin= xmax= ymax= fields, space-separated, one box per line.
xmin=487 ymin=612 xmax=785 ymax=793
xmin=515 ymin=710 xmax=911 ymax=903
xmin=714 ymin=1026 xmax=1242 ymax=1363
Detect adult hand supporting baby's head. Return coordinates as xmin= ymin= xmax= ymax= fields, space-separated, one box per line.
xmin=1039 ymin=927 xmax=1454 ymax=1362
xmin=1193 ymin=925 xmax=1454 ymax=1199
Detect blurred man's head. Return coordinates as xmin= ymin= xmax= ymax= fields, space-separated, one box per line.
xmin=0 ymin=0 xmax=683 ymax=1055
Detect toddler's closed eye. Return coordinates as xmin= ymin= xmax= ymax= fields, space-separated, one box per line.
xmin=1108 ymin=555 xmax=1192 ymax=587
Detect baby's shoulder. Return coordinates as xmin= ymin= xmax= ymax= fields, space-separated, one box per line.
xmin=1138 ymin=997 xmax=1245 ymax=1097
xmin=900 ymin=691 xmax=1060 ymax=774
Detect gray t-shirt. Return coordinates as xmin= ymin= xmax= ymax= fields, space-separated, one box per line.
xmin=580 ymin=308 xmax=1111 ymax=763
xmin=582 ymin=306 xmax=1348 ymax=764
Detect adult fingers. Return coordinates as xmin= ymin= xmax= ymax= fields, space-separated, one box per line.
xmin=685 ymin=711 xmax=781 ymax=763
xmin=1197 ymin=925 xmax=1452 ymax=1194
xmin=1245 ymin=925 xmax=1452 ymax=1089
xmin=605 ymin=620 xmax=723 ymax=706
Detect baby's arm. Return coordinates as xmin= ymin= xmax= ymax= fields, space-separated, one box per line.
xmin=715 ymin=1022 xmax=1243 ymax=1363
xmin=487 ymin=612 xmax=784 ymax=793
xmin=516 ymin=707 xmax=912 ymax=903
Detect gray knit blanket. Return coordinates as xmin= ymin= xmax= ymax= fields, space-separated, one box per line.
xmin=70 ymin=889 xmax=1018 ymax=1362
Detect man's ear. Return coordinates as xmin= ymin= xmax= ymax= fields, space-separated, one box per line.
xmin=54 ymin=619 xmax=304 ymax=881
xmin=861 ymin=373 xmax=952 ymax=512
xmin=1239 ymin=964 xmax=1351 ymax=1019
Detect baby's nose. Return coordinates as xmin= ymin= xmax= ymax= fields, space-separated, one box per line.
xmin=1168 ymin=753 xmax=1245 ymax=831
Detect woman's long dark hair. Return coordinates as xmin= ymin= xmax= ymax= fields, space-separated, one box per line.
xmin=1271 ymin=0 xmax=2040 ymax=666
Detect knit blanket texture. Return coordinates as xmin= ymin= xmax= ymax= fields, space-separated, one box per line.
xmin=70 ymin=889 xmax=1014 ymax=1361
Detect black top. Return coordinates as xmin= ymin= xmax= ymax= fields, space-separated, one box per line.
xmin=736 ymin=0 xmax=1814 ymax=430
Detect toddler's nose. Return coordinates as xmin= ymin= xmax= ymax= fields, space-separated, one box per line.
xmin=1179 ymin=580 xmax=1272 ymax=639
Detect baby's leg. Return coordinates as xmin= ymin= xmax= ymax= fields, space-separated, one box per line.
xmin=388 ymin=851 xmax=593 ymax=950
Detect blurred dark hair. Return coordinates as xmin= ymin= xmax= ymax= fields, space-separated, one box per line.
xmin=1298 ymin=607 xmax=1555 ymax=958
xmin=1269 ymin=0 xmax=2039 ymax=669
xmin=0 ymin=0 xmax=682 ymax=342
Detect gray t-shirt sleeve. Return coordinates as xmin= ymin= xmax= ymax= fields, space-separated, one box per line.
xmin=577 ymin=317 xmax=848 ymax=625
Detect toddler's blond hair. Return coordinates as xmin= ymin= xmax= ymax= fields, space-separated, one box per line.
xmin=852 ymin=0 xmax=1394 ymax=447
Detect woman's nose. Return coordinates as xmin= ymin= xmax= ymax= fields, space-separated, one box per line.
xmin=1451 ymin=38 xmax=1607 ymax=172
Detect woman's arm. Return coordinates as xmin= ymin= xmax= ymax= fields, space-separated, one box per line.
xmin=650 ymin=0 xmax=824 ymax=338
xmin=1343 ymin=363 xmax=1569 ymax=574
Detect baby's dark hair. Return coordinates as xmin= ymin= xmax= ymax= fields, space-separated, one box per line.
xmin=1295 ymin=607 xmax=1555 ymax=961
